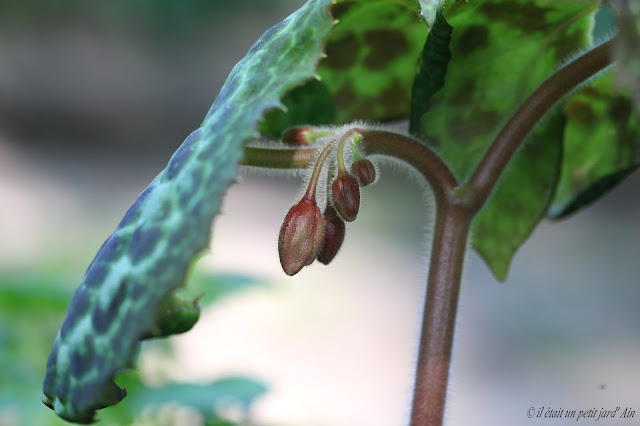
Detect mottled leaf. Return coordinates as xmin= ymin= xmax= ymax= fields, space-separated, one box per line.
xmin=549 ymin=73 xmax=640 ymax=218
xmin=42 ymin=0 xmax=335 ymax=422
xmin=611 ymin=0 xmax=640 ymax=116
xmin=414 ymin=0 xmax=598 ymax=280
xmin=318 ymin=0 xmax=429 ymax=123
xmin=472 ymin=111 xmax=565 ymax=281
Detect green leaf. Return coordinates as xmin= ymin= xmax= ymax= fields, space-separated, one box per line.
xmin=318 ymin=0 xmax=429 ymax=123
xmin=549 ymin=73 xmax=640 ymax=218
xmin=611 ymin=0 xmax=640 ymax=116
xmin=42 ymin=1 xmax=335 ymax=423
xmin=258 ymin=78 xmax=336 ymax=138
xmin=414 ymin=0 xmax=598 ymax=281
xmin=409 ymin=7 xmax=453 ymax=135
xmin=128 ymin=377 xmax=268 ymax=419
xmin=472 ymin=111 xmax=565 ymax=281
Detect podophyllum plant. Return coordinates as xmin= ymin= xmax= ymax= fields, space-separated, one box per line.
xmin=42 ymin=0 xmax=639 ymax=425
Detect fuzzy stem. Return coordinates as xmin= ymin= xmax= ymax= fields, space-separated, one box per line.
xmin=354 ymin=128 xmax=458 ymax=205
xmin=336 ymin=129 xmax=356 ymax=173
xmin=241 ymin=37 xmax=615 ymax=425
xmin=410 ymin=200 xmax=471 ymax=426
xmin=304 ymin=141 xmax=335 ymax=200
xmin=465 ymin=37 xmax=616 ymax=212
xmin=242 ymin=145 xmax=316 ymax=169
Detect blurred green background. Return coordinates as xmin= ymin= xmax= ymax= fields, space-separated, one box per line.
xmin=1 ymin=2 xmax=639 ymax=426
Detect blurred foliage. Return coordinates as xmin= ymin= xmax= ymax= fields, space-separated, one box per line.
xmin=549 ymin=73 xmax=640 ymax=218
xmin=0 ymin=0 xmax=303 ymax=35
xmin=0 ymin=268 xmax=268 ymax=426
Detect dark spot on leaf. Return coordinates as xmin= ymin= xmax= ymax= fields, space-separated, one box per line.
xmin=352 ymin=101 xmax=378 ymax=121
xmin=378 ymin=80 xmax=410 ymax=118
xmin=190 ymin=166 xmax=203 ymax=189
xmin=198 ymin=107 xmax=236 ymax=160
xmin=119 ymin=185 xmax=154 ymax=227
xmin=130 ymin=279 xmax=147 ymax=302
xmin=455 ymin=25 xmax=489 ymax=56
xmin=451 ymin=79 xmax=477 ymax=106
xmin=43 ymin=341 xmax=59 ymax=398
xmin=95 ymin=234 xmax=127 ymax=264
xmin=448 ymin=109 xmax=502 ymax=144
xmin=84 ymin=262 xmax=108 ymax=289
xmin=208 ymin=74 xmax=242 ymax=121
xmin=166 ymin=129 xmax=201 ymax=180
xmin=61 ymin=286 xmax=91 ymax=339
xmin=55 ymin=371 xmax=70 ymax=399
xmin=564 ymin=99 xmax=596 ymax=126
xmin=323 ymin=32 xmax=359 ymax=70
xmin=363 ymin=29 xmax=409 ymax=69
xmin=70 ymin=349 xmax=92 ymax=378
xmin=478 ymin=1 xmax=553 ymax=33
xmin=129 ymin=226 xmax=162 ymax=264
xmin=91 ymin=279 xmax=127 ymax=334
xmin=334 ymin=83 xmax=358 ymax=111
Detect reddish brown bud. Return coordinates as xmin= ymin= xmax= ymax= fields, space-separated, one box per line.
xmin=317 ymin=205 xmax=346 ymax=265
xmin=278 ymin=197 xmax=324 ymax=276
xmin=281 ymin=126 xmax=313 ymax=145
xmin=351 ymin=158 xmax=376 ymax=187
xmin=332 ymin=173 xmax=360 ymax=222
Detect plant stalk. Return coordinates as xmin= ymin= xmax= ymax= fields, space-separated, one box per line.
xmin=410 ymin=198 xmax=471 ymax=426
xmin=465 ymin=37 xmax=616 ymax=212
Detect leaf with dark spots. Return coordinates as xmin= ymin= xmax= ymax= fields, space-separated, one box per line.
xmin=43 ymin=1 xmax=336 ymax=422
xmin=414 ymin=0 xmax=598 ymax=280
xmin=128 ymin=226 xmax=162 ymax=264
xmin=318 ymin=0 xmax=428 ymax=122
xmin=363 ymin=29 xmax=410 ymax=69
xmin=549 ymin=73 xmax=640 ymax=218
xmin=165 ymin=129 xmax=201 ymax=180
xmin=323 ymin=33 xmax=360 ymax=70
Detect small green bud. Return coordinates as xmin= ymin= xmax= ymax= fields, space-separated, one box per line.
xmin=332 ymin=173 xmax=360 ymax=222
xmin=317 ymin=204 xmax=346 ymax=265
xmin=278 ymin=197 xmax=324 ymax=275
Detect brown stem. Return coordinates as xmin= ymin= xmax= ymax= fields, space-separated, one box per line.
xmin=465 ymin=38 xmax=616 ymax=212
xmin=354 ymin=128 xmax=458 ymax=205
xmin=410 ymin=200 xmax=471 ymax=426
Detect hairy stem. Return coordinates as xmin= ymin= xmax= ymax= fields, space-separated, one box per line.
xmin=354 ymin=128 xmax=458 ymax=204
xmin=410 ymin=200 xmax=471 ymax=426
xmin=304 ymin=141 xmax=335 ymax=199
xmin=465 ymin=37 xmax=616 ymax=212
xmin=241 ymin=37 xmax=616 ymax=425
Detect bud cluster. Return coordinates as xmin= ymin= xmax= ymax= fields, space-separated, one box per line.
xmin=278 ymin=127 xmax=378 ymax=276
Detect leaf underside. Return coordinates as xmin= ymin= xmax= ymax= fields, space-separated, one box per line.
xmin=42 ymin=0 xmax=335 ymax=422
xmin=413 ymin=0 xmax=598 ymax=280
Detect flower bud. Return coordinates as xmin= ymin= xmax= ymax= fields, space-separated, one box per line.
xmin=317 ymin=205 xmax=346 ymax=265
xmin=351 ymin=158 xmax=376 ymax=187
xmin=332 ymin=173 xmax=360 ymax=222
xmin=281 ymin=126 xmax=314 ymax=145
xmin=278 ymin=198 xmax=324 ymax=276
